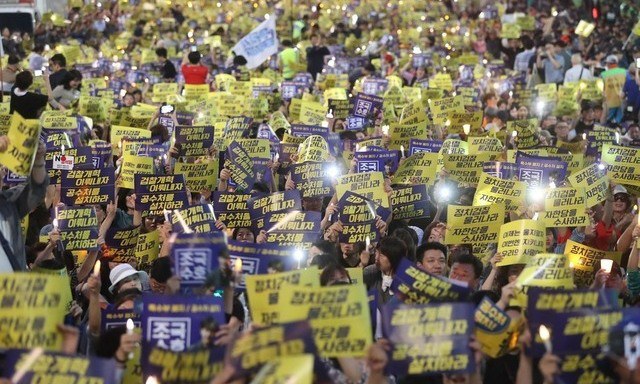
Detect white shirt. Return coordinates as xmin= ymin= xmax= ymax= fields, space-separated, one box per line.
xmin=564 ymin=64 xmax=593 ymax=84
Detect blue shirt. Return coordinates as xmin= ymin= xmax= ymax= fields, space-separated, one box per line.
xmin=623 ymin=74 xmax=640 ymax=109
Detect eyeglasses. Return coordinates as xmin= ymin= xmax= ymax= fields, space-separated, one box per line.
xmin=614 ymin=195 xmax=628 ymax=202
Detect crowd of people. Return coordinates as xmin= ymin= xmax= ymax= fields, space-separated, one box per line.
xmin=2 ymin=0 xmax=640 ymax=383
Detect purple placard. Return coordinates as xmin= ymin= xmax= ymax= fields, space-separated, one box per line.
xmin=169 ymin=232 xmax=226 ymax=289
xmin=60 ymin=167 xmax=116 ymax=206
xmin=409 ymin=139 xmax=443 ymax=154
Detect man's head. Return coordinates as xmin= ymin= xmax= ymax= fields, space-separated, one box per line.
xmin=149 ymin=256 xmax=172 ymax=294
xmin=416 ymin=242 xmax=448 ymax=276
xmin=555 ymin=122 xmax=571 ymax=140
xmin=188 ymin=51 xmax=201 ymax=65
xmin=310 ymin=34 xmax=321 ymax=46
xmin=155 ymin=47 xmax=168 ymax=61
xmin=49 ymin=53 xmax=66 ymax=71
xmin=628 ymin=124 xmax=640 ymax=140
xmin=199 ymin=317 xmax=218 ymax=346
xmin=449 ymin=253 xmax=483 ymax=289
xmin=375 ymin=237 xmax=407 ymax=275
xmin=605 ymin=54 xmax=618 ymax=68
xmin=571 ymin=53 xmax=583 ymax=66
xmin=14 ymin=71 xmax=33 ymax=91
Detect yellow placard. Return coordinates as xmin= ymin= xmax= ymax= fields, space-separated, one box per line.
xmin=278 ymin=283 xmax=372 ymax=357
xmin=298 ymin=135 xmax=330 ymax=163
xmin=575 ymin=20 xmax=596 ymax=37
xmin=135 ymin=230 xmax=159 ymax=271
xmin=445 ymin=204 xmax=505 ymax=245
xmin=174 ymin=161 xmax=219 ymax=192
xmin=516 ymin=253 xmax=574 ymax=289
xmin=246 ymin=268 xmax=319 ymax=326
xmin=429 ymin=96 xmax=464 ymax=125
xmin=298 ymin=101 xmax=326 ymax=125
xmin=467 ymin=137 xmax=503 ymax=155
xmin=501 ymin=23 xmax=521 ymax=39
xmin=335 ymin=171 xmax=390 ymax=208
xmin=252 ymin=354 xmax=314 ymax=384
xmin=475 ymin=297 xmax=524 ymax=358
xmin=430 ymin=73 xmax=453 ymax=91
xmin=473 ymin=172 xmax=527 ymax=210
xmin=40 ymin=111 xmax=77 ymax=130
xmin=0 ymin=114 xmax=41 ymax=176
xmin=116 ymin=155 xmax=154 ymax=189
xmin=152 ymin=83 xmax=179 ymax=103
xmin=564 ymin=240 xmax=621 ymax=288
xmin=183 ymin=84 xmax=210 ymax=101
xmin=497 ymin=219 xmax=546 ymax=266
xmin=601 ymin=144 xmax=640 ymax=187
xmin=393 ymin=151 xmax=439 ymax=185
xmin=442 ymin=153 xmax=499 ymax=185
xmin=542 ymin=187 xmax=589 ymax=228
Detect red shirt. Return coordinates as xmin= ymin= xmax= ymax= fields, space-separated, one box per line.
xmin=181 ymin=64 xmax=208 ymax=84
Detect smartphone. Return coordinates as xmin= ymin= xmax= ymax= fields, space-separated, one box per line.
xmin=160 ymin=104 xmax=174 ymax=114
xmin=34 ymin=70 xmax=43 ymax=76
xmin=190 ymin=45 xmax=198 ymax=52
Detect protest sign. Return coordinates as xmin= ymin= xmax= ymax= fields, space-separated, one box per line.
xmin=467 ymin=136 xmax=504 ymax=155
xmin=445 ymin=204 xmax=505 ymax=245
xmin=393 ymin=151 xmax=439 ymax=185
xmin=55 ymin=206 xmax=99 ymax=251
xmin=601 ymin=144 xmax=640 ymax=187
xmin=170 ymin=204 xmax=217 ymax=234
xmin=104 ymin=226 xmax=140 ymax=263
xmin=474 ymin=296 xmax=524 ymax=358
xmin=250 ymin=354 xmax=314 ymax=384
xmin=60 ymin=168 xmax=115 ymax=206
xmin=141 ymin=294 xmax=226 ymax=383
xmin=225 ymin=141 xmax=256 ymax=192
xmin=246 ymin=268 xmax=319 ymax=326
xmin=264 ymin=211 xmax=322 ymax=249
xmin=516 ymin=152 xmax=568 ymax=187
xmin=337 ymin=191 xmax=380 ymax=244
xmin=354 ymin=149 xmax=399 ymax=175
xmin=564 ymin=240 xmax=621 ymax=288
xmin=382 ymin=301 xmax=475 ymax=376
xmin=41 ymin=111 xmax=78 ymax=130
xmin=391 ymin=259 xmax=472 ymax=304
xmin=443 ymin=153 xmax=499 ymax=185
xmin=496 ymin=219 xmax=546 ymax=266
xmin=278 ymin=283 xmax=372 ymax=357
xmin=390 ymin=185 xmax=431 ymax=220
xmin=173 ymin=161 xmax=218 ymax=192
xmin=248 ymin=190 xmax=302 ymax=230
xmin=135 ymin=230 xmax=159 ymax=272
xmin=232 ymin=17 xmax=278 ymax=69
xmin=567 ymin=163 xmax=609 ymax=207
xmin=0 ymin=273 xmax=72 ymax=350
xmin=174 ymin=125 xmax=215 ymax=157
xmin=516 ymin=253 xmax=574 ymax=289
xmin=289 ymin=162 xmax=336 ymax=198
xmin=408 ymin=139 xmax=443 ymax=154
xmin=134 ymin=174 xmax=189 ymax=217
xmin=212 ymin=192 xmax=252 ymax=228
xmin=227 ymin=241 xmax=297 ymax=289
xmin=473 ymin=172 xmax=527 ymax=210
xmin=542 ymin=187 xmax=589 ymax=227
xmin=335 ymin=171 xmax=390 ymax=208
xmin=170 ymin=232 xmax=227 ymax=291
xmin=3 ymin=350 xmax=117 ymax=384
xmin=110 ymin=125 xmax=151 ymax=149
xmin=116 ymin=155 xmax=154 ymax=189
xmin=0 ymin=113 xmax=41 ymax=176
xmin=507 ymin=119 xmax=540 ymax=148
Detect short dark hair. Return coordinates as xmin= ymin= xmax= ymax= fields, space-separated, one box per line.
xmin=15 ymin=71 xmax=33 ymax=90
xmin=233 ymin=55 xmax=247 ymax=66
xmin=364 ymin=63 xmax=376 ymax=73
xmin=320 ymin=263 xmax=351 ymax=286
xmin=50 ymin=53 xmax=66 ymax=68
xmin=282 ymin=39 xmax=293 ymax=47
xmin=416 ymin=242 xmax=448 ymax=264
xmin=7 ymin=54 xmax=19 ymax=65
xmin=188 ymin=51 xmax=201 ymax=64
xmin=376 ymin=236 xmax=407 ymax=273
xmin=155 ymin=47 xmax=168 ymax=58
xmin=451 ymin=253 xmax=483 ymax=279
xmin=150 ymin=257 xmax=172 ymax=283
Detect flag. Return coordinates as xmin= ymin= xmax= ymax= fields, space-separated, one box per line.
xmin=232 ymin=17 xmax=279 ymax=69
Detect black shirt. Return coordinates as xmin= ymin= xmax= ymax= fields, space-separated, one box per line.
xmin=9 ymin=87 xmax=49 ymax=119
xmin=49 ymin=69 xmax=68 ymax=89
xmin=160 ymin=60 xmax=177 ymax=80
xmin=306 ymin=45 xmax=330 ymax=79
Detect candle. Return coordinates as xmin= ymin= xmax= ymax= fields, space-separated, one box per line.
xmin=532 ymin=212 xmax=539 ymax=220
xmin=52 ymin=219 xmax=59 ymax=230
xmin=126 ymin=318 xmax=135 ymax=360
xmin=462 ymin=124 xmax=470 ymax=135
xmin=61 ymin=144 xmax=65 ymax=155
xmin=163 ymin=209 xmax=171 ymax=223
xmin=234 ymin=258 xmax=242 ymax=273
xmin=145 ymin=377 xmax=159 ymax=384
xmin=93 ymin=260 xmax=101 ymax=277
xmin=400 ymin=145 xmax=405 ymax=158
xmin=382 ymin=125 xmax=390 ymax=136
xmin=538 ymin=325 xmax=552 ymax=353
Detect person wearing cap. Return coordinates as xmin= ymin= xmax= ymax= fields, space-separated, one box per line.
xmin=108 ymin=263 xmax=144 ymax=296
xmin=602 ymin=54 xmax=627 ymax=123
xmin=592 ymin=184 xmax=635 ymax=251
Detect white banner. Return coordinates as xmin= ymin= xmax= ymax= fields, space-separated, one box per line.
xmin=232 ymin=17 xmax=279 ymax=69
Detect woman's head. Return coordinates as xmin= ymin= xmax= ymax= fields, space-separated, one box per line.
xmin=122 ymin=92 xmax=135 ymax=107
xmin=424 ymin=221 xmax=447 ymax=244
xmin=62 ymin=69 xmax=83 ymax=90
xmin=612 ymin=185 xmax=631 ymax=214
xmin=232 ymin=227 xmax=254 ymax=243
xmin=320 ymin=263 xmax=352 ymax=286
xmin=375 ymin=237 xmax=407 ymax=275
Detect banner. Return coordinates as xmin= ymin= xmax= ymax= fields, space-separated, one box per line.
xmin=564 ymin=240 xmax=621 ymax=288
xmin=232 ymin=17 xmax=279 ymax=69
xmin=170 ymin=232 xmax=227 ymax=290
xmin=391 ymin=259 xmax=471 ymax=304
xmin=228 ymin=241 xmax=297 ymax=289
xmin=134 ymin=174 xmax=188 ymax=217
xmin=390 ymin=185 xmax=431 ymax=220
xmin=0 ymin=273 xmax=71 ymax=350
xmin=56 ymin=206 xmax=99 ymax=251
xmin=141 ymin=294 xmax=226 ymax=383
xmin=278 ymin=283 xmax=372 ymax=357
xmin=0 ymin=114 xmax=41 ymax=176
xmin=248 ymin=190 xmax=302 ymax=230
xmin=335 ymin=171 xmax=390 ymax=208
xmin=212 ymin=192 xmax=252 ymax=228
xmin=104 ymin=226 xmax=140 ymax=263
xmin=382 ymin=301 xmax=475 ymax=376
xmin=473 ymin=172 xmax=527 ymax=210
xmin=174 ymin=126 xmax=214 ymax=157
xmin=246 ymin=268 xmax=319 ymax=326
xmin=289 ymin=161 xmax=335 ymax=198
xmin=60 ymin=168 xmax=116 ymax=206
xmin=567 ymin=163 xmax=609 ymax=207
xmin=173 ymin=161 xmax=218 ymax=192
xmin=445 ymin=204 xmax=505 ymax=245
xmin=3 ymin=350 xmax=117 ymax=384
xmin=496 ymin=219 xmax=546 ymax=266
xmin=601 ymin=144 xmax=640 ymax=187
xmin=542 ymin=187 xmax=589 ymax=227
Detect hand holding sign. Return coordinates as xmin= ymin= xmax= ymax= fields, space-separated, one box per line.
xmin=0 ymin=135 xmax=9 ymax=152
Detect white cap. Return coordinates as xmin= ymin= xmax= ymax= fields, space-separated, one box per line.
xmin=109 ymin=263 xmax=143 ymax=293
xmin=613 ymin=185 xmax=628 ymax=196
